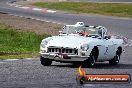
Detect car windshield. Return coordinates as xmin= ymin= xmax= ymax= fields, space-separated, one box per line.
xmin=62 ymin=26 xmax=99 ymax=35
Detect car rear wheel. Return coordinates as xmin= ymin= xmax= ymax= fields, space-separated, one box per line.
xmin=109 ymin=47 xmax=122 ymax=65
xmin=40 ymin=56 xmax=52 ymax=66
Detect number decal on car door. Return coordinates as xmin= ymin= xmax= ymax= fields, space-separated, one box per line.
xmin=104 ymin=47 xmax=109 ymax=55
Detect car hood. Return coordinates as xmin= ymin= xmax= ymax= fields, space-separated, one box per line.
xmin=46 ymin=35 xmax=94 ymax=48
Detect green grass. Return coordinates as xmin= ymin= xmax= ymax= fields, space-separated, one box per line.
xmin=0 ymin=23 xmax=50 ymax=59
xmin=33 ymin=2 xmax=132 ymax=17
xmin=0 ymin=53 xmax=39 ymax=60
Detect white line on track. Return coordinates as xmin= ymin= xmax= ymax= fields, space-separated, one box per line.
xmin=84 ymin=84 xmax=95 ymax=87
xmin=47 ymin=10 xmax=57 ymax=13
xmin=14 ymin=5 xmax=22 ymax=7
xmin=4 ymin=59 xmax=19 ymax=61
xmin=25 ymin=58 xmax=34 ymax=60
xmin=32 ymin=8 xmax=42 ymax=11
xmin=19 ymin=6 xmax=30 ymax=9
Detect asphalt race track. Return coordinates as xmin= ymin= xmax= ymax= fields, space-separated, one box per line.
xmin=0 ymin=0 xmax=132 ymax=88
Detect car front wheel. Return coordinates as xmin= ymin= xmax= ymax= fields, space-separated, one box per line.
xmin=83 ymin=47 xmax=98 ymax=67
xmin=40 ymin=56 xmax=52 ymax=66
xmin=85 ymin=56 xmax=95 ymax=67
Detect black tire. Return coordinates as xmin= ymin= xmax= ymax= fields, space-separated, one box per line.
xmin=40 ymin=56 xmax=52 ymax=66
xmin=83 ymin=47 xmax=98 ymax=67
xmin=84 ymin=56 xmax=96 ymax=67
xmin=109 ymin=47 xmax=122 ymax=65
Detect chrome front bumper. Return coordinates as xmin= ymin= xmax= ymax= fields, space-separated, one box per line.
xmin=40 ymin=53 xmax=88 ymax=62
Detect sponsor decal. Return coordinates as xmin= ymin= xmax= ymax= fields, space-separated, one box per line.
xmin=76 ymin=66 xmax=131 ymax=85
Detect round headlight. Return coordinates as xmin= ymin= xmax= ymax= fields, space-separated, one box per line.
xmin=81 ymin=44 xmax=89 ymax=51
xmin=40 ymin=37 xmax=52 ymax=48
xmin=41 ymin=40 xmax=48 ymax=48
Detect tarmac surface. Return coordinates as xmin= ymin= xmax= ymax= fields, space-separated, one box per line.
xmin=0 ymin=0 xmax=132 ymax=88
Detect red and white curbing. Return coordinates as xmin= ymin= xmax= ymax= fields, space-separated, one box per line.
xmin=19 ymin=6 xmax=56 ymax=13
xmin=7 ymin=2 xmax=56 ymax=13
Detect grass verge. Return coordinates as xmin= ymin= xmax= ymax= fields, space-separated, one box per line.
xmin=0 ymin=23 xmax=50 ymax=59
xmin=33 ymin=2 xmax=132 ymax=18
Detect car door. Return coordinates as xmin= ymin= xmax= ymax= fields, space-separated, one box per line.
xmin=103 ymin=38 xmax=115 ymax=60
xmin=97 ymin=38 xmax=115 ymax=61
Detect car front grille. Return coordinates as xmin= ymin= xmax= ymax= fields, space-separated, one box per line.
xmin=47 ymin=47 xmax=78 ymax=55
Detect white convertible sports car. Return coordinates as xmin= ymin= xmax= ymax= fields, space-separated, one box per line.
xmin=40 ymin=22 xmax=124 ymax=67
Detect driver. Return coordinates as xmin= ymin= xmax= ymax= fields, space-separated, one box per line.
xmin=78 ymin=28 xmax=89 ymax=37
